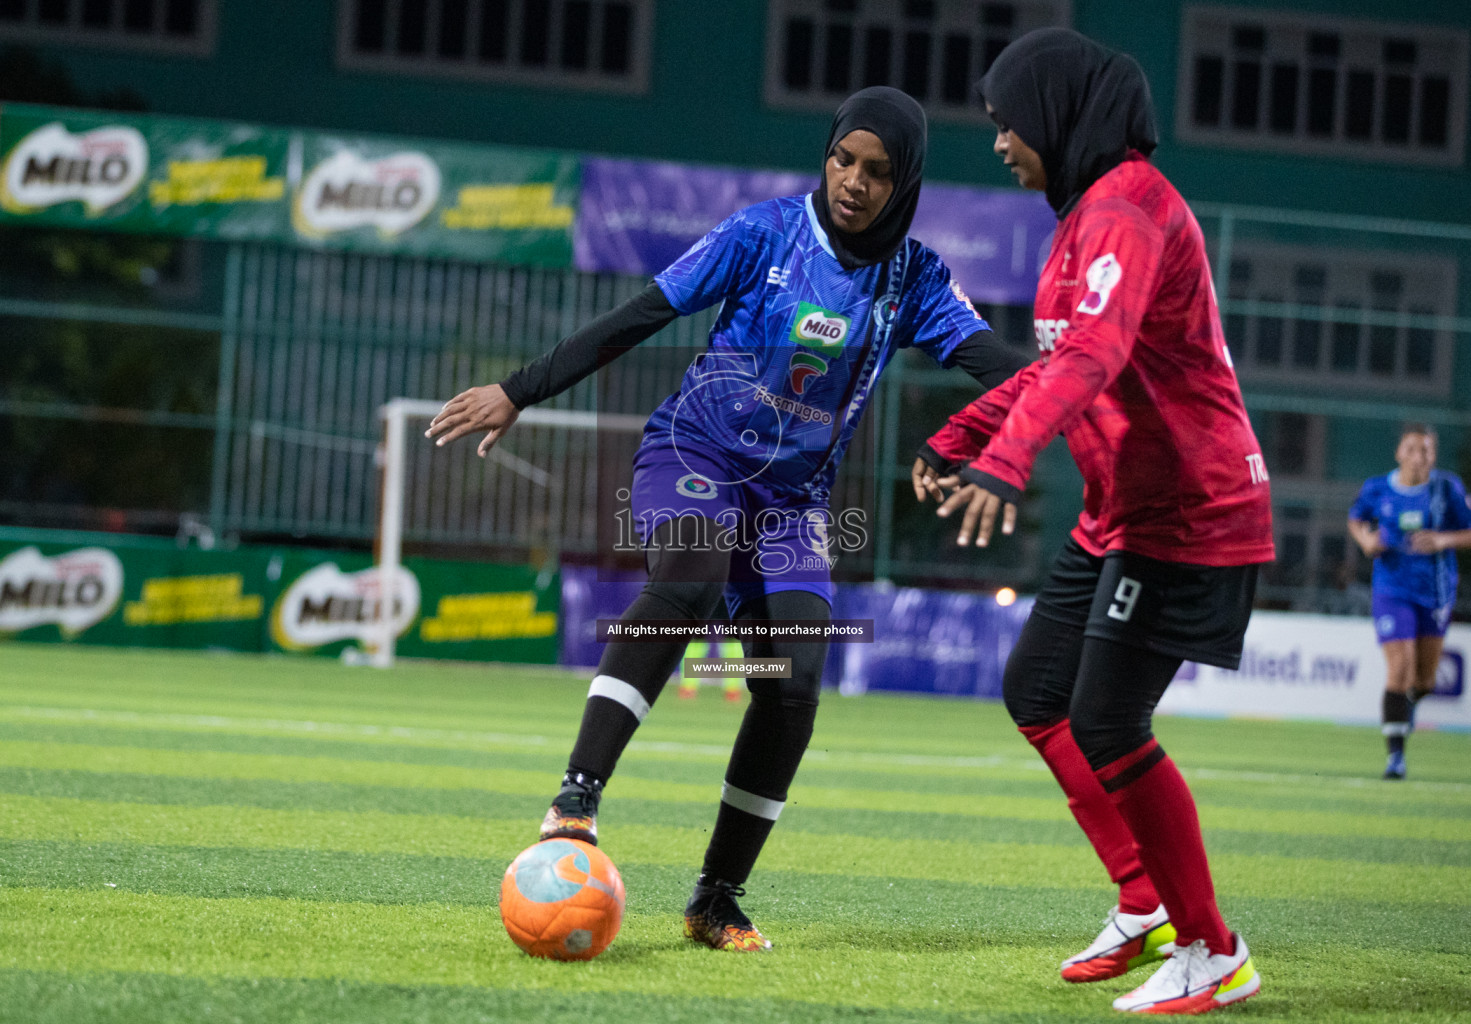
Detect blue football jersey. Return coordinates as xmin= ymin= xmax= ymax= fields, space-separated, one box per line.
xmin=1350 ymin=469 xmax=1471 ymax=607
xmin=647 ymin=194 xmax=990 ymax=499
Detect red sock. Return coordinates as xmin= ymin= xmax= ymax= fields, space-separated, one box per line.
xmin=1019 ymin=720 xmax=1160 ymax=915
xmin=1096 ymin=740 xmax=1233 ymax=955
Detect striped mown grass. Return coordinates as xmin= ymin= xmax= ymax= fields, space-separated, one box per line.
xmin=2 ymin=644 xmax=1469 ymax=1023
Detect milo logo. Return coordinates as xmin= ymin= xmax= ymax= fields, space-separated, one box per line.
xmin=270 ymin=562 xmax=420 ymax=651
xmin=790 ymin=303 xmax=851 ymax=349
xmin=1 ymin=122 xmax=148 ymax=215
xmin=293 ymin=149 xmax=440 ymax=238
xmin=0 ymin=545 xmax=124 ymax=635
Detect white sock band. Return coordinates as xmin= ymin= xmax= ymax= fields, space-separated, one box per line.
xmin=1382 ymin=722 xmax=1411 ymax=737
xmin=588 ymin=675 xmax=651 ymax=722
xmin=721 ymin=781 xmax=785 ymax=821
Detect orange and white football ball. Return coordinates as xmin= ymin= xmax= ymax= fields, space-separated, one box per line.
xmin=500 ymin=838 xmax=625 ymax=960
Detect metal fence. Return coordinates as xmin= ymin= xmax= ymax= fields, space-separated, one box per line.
xmin=214 ymin=247 xmax=655 ymax=546
xmin=1194 ymin=204 xmax=1471 ymax=611
xmin=4 ymin=200 xmax=1471 ymax=608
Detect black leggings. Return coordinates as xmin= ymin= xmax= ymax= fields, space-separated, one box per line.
xmin=700 ymin=586 xmax=828 ymax=885
xmin=1002 ymin=610 xmax=1182 ymax=771
xmin=596 ymin=516 xmax=829 ymax=700
xmin=571 ymin=517 xmax=827 ymax=781
xmin=594 ymin=518 xmax=731 ymax=689
xmin=719 ymin=587 xmax=827 ymax=803
xmin=733 ymin=588 xmax=827 ymax=703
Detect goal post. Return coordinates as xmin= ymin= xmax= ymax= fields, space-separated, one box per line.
xmin=372 ymin=397 xmax=646 ymax=668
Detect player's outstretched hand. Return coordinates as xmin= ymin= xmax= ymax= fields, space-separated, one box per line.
xmin=425 ymin=384 xmax=520 ymax=457
xmin=911 ymin=458 xmax=949 ymax=503
xmin=934 ymin=477 xmax=1017 ymax=548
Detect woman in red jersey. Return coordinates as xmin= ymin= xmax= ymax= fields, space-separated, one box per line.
xmin=912 ymin=29 xmax=1273 ymax=1016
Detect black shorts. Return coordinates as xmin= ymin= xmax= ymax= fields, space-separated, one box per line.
xmin=1032 ymin=537 xmax=1259 ymax=670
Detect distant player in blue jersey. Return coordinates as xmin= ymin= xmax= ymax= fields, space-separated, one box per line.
xmin=1348 ymin=423 xmax=1471 ymax=779
xmin=427 ymin=87 xmax=1028 ymax=950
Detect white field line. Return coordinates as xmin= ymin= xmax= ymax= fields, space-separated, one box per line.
xmin=0 ymin=704 xmax=1010 ymax=768
xmin=3 ymin=704 xmax=1470 ymax=795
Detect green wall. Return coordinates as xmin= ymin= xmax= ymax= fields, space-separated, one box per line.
xmin=14 ymin=0 xmax=1470 ymax=221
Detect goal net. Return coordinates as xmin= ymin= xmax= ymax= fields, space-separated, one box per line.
xmin=371 ymin=397 xmax=645 ymax=667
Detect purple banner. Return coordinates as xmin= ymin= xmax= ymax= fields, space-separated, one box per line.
xmin=558 ymin=564 xmax=646 ymax=670
xmin=559 ymin=563 xmax=1031 ymax=700
xmin=574 ymin=156 xmax=1055 ymax=306
xmin=910 ymin=182 xmax=1057 ymax=306
xmin=827 ymin=584 xmax=1033 ymax=699
xmin=575 ymin=157 xmax=811 ymax=277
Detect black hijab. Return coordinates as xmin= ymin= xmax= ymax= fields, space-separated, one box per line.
xmin=977 ymin=28 xmax=1158 ymax=217
xmin=811 ymin=86 xmax=927 ymax=270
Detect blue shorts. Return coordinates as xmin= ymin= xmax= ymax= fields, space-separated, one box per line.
xmin=1373 ymin=592 xmax=1452 ymax=643
xmin=629 ymin=444 xmax=835 ymax=616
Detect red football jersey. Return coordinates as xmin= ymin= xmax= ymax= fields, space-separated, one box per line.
xmin=928 ymin=153 xmax=1274 ymax=566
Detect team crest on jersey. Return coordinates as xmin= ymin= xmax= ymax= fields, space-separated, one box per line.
xmin=1077 ymin=253 xmax=1122 ymax=315
xmin=872 ymin=296 xmax=900 ymax=328
xmin=790 ymin=303 xmax=851 ymax=349
xmin=675 ymin=473 xmax=718 ymax=500
xmin=788 ymin=350 xmax=829 ymax=395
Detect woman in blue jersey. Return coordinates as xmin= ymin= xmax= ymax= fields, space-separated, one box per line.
xmin=1348 ymin=423 xmax=1471 ymax=779
xmin=428 ymin=87 xmax=1027 ymax=950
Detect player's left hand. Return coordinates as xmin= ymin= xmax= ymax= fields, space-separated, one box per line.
xmin=1410 ymin=531 xmax=1448 ymax=554
xmin=933 ymin=477 xmax=1017 ymax=548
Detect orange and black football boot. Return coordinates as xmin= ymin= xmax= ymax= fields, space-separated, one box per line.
xmin=683 ymin=876 xmax=772 ymax=951
xmin=538 ymin=771 xmax=603 ymax=845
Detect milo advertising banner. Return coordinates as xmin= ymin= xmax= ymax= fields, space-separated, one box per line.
xmin=290 ymin=133 xmax=577 ymax=264
xmin=0 ymin=544 xmax=126 ymax=637
xmin=269 ymin=551 xmax=557 ymax=662
xmin=270 ymin=555 xmax=421 ymax=655
xmin=0 ymin=103 xmax=579 ymax=266
xmin=0 ymin=531 xmax=270 ymax=650
xmin=0 ymin=528 xmax=558 ymax=664
xmin=0 ymin=103 xmax=289 ymax=238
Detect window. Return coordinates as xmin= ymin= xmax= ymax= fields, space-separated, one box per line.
xmin=338 ymin=0 xmax=650 ymax=93
xmin=0 ymin=0 xmax=215 ymax=54
xmin=1219 ymin=242 xmax=1456 ymax=396
xmin=1264 ymin=410 xmax=1323 ymax=479
xmin=1178 ymin=6 xmax=1467 ymax=166
xmin=1316 ymin=532 xmax=1347 ymax=589
xmin=1271 ymin=505 xmax=1313 ymax=587
xmin=1256 ymin=489 xmax=1365 ymax=600
xmin=1247 ymin=410 xmax=1366 ymax=600
xmin=766 ymin=0 xmax=1070 ymax=121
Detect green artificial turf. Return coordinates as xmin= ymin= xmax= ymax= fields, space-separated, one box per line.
xmin=1 ymin=644 xmax=1468 ymax=1023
